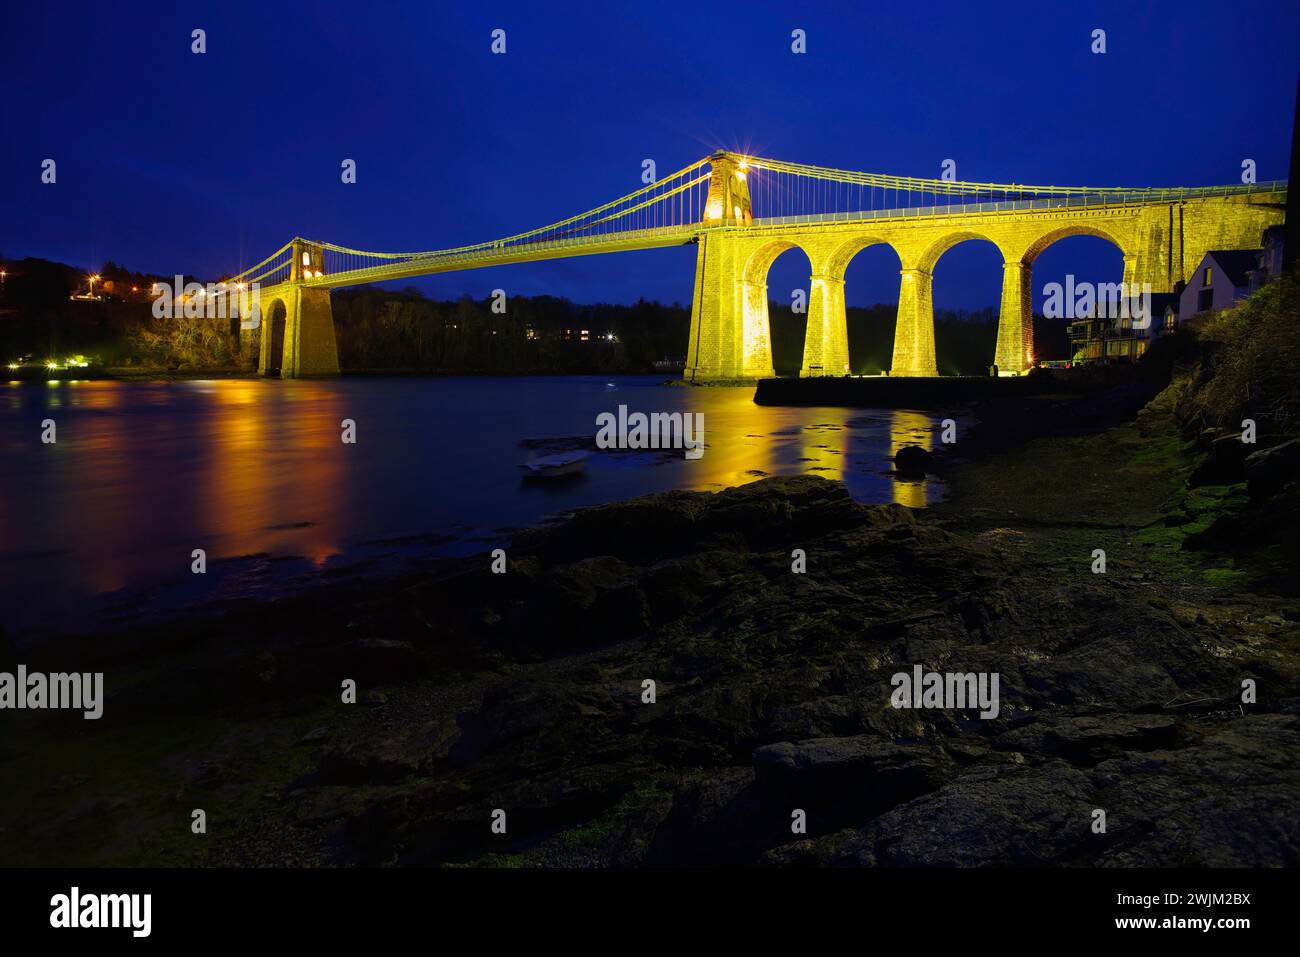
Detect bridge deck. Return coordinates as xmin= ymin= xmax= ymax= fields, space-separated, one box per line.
xmin=296 ymin=184 xmax=1286 ymax=290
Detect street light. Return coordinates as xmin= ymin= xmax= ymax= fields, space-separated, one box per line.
xmin=88 ymin=274 xmax=101 ymax=297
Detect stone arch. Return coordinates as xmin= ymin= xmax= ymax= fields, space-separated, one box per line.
xmin=817 ymin=235 xmax=899 ymax=279
xmin=916 ymin=229 xmax=1009 ymax=274
xmin=821 ymin=236 xmax=904 ymax=374
xmin=262 ymin=297 xmax=288 ymax=376
xmin=739 ymin=239 xmax=815 ymax=377
xmin=1017 ymin=223 xmax=1131 ymax=368
xmin=1022 ymin=223 xmax=1130 ymax=265
xmin=928 ymin=234 xmax=1007 ymax=375
xmin=741 ymin=238 xmax=813 ymax=286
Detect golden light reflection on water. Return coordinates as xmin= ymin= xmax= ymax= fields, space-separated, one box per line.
xmin=888 ymin=409 xmax=939 ymax=508
xmin=69 ymin=380 xmax=126 ymax=410
xmin=794 ymin=417 xmax=851 ymax=484
xmin=1 ymin=379 xmax=355 ymax=601
xmin=68 ymin=384 xmax=143 ymax=593
xmin=1 ymin=378 xmax=947 ymax=633
xmin=667 ymin=387 xmax=818 ymax=492
xmin=201 ymin=380 xmax=349 ymax=568
xmin=660 ymin=388 xmax=941 ymax=508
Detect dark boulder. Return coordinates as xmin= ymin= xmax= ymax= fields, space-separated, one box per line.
xmin=1189 ymin=433 xmax=1253 ymax=487
xmin=893 ymin=445 xmax=932 ymax=477
xmin=752 ymin=735 xmax=954 ymax=833
xmin=645 ymin=768 xmax=767 ymax=865
xmin=1245 ymin=438 xmax=1300 ymax=498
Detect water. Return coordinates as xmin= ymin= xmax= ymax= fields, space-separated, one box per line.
xmin=0 ymin=376 xmax=946 ymax=638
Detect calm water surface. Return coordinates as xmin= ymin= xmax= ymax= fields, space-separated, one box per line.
xmin=0 ymin=376 xmax=946 ymax=638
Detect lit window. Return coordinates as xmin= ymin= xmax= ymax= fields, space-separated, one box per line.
xmin=1203 ymin=267 xmax=1212 ymax=286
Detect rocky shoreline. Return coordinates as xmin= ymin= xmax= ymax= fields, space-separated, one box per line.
xmin=3 ymin=356 xmax=1299 ymax=868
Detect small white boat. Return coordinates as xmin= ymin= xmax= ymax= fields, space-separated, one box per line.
xmin=519 ymin=450 xmax=590 ymax=480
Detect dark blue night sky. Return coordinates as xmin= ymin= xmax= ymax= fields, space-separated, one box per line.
xmin=3 ymin=0 xmax=1296 ymax=312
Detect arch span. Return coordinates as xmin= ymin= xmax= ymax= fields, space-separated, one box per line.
xmin=1022 ymin=223 xmax=1130 ymax=266
xmin=817 ymin=234 xmax=899 ymax=279
xmin=261 ymin=298 xmax=287 ymax=377
xmin=926 ymin=237 xmax=1003 ymax=375
xmin=837 ymin=239 xmax=903 ymax=374
xmin=739 ymin=240 xmax=815 ymax=377
xmin=916 ymin=230 xmax=1008 ymax=274
xmin=742 ymin=239 xmax=808 ymax=285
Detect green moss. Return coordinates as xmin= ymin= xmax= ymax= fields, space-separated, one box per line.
xmin=454 ymin=852 xmax=536 ymax=869
xmin=558 ymin=782 xmax=665 ymax=851
xmin=447 ymin=781 xmax=673 ymax=869
xmin=0 ymin=698 xmax=335 ymax=867
xmin=1137 ymin=522 xmax=1189 ymax=549
xmin=1202 ymin=567 xmax=1250 ymax=588
xmin=1129 ymin=434 xmax=1197 ymax=471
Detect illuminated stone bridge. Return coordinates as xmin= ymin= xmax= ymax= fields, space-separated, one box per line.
xmin=222 ymin=151 xmax=1286 ymax=379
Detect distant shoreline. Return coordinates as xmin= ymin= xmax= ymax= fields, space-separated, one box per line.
xmin=13 ymin=368 xmax=687 ymax=382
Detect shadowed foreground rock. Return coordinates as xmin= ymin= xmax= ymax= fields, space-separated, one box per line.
xmin=205 ymin=470 xmax=1297 ymax=867
xmin=5 ymin=451 xmax=1299 ymax=868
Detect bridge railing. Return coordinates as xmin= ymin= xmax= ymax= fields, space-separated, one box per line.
xmin=746 ymin=153 xmax=1286 ymax=212
xmin=748 ymin=182 xmax=1287 ymax=229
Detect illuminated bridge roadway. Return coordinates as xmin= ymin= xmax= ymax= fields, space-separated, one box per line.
xmin=219 ymin=151 xmax=1285 ymax=380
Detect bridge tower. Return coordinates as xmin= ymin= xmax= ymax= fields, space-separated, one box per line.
xmin=686 ymin=152 xmax=776 ymax=381
xmin=257 ymin=239 xmax=340 ymax=378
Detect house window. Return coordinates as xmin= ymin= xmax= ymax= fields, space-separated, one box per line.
xmin=1198 ymin=289 xmax=1214 ymax=312
xmin=1203 ymin=267 xmax=1213 ymax=286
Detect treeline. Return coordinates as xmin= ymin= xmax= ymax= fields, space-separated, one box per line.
xmin=771 ymin=304 xmax=1071 ymax=376
xmin=335 ymin=292 xmax=1070 ymax=375
xmin=0 ymin=255 xmax=1071 ymax=374
xmin=0 ymin=256 xmax=220 ymax=367
xmin=330 ymin=289 xmax=690 ymax=373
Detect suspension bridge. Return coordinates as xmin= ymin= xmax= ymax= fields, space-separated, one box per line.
xmin=221 ymin=150 xmax=1286 ymax=379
